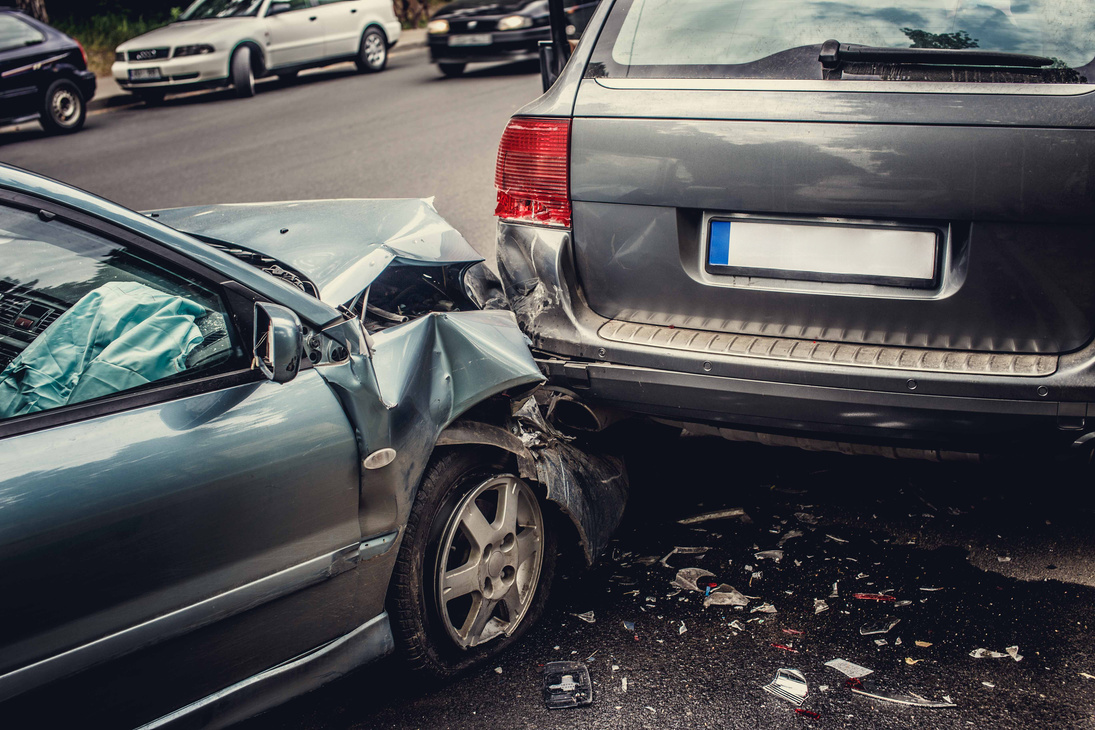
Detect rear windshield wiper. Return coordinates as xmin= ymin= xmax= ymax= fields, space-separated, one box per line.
xmin=819 ymin=39 xmax=1054 ymax=69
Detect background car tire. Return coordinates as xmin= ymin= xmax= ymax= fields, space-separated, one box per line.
xmin=439 ymin=63 xmax=466 ymax=78
xmin=356 ymin=27 xmax=388 ymax=73
xmin=39 ymin=79 xmax=86 ymax=134
xmin=389 ymin=448 xmax=557 ymax=680
xmin=231 ymin=46 xmax=256 ymax=98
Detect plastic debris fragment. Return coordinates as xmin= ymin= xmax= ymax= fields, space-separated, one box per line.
xmin=853 ymin=593 xmax=896 ymax=602
xmin=795 ymin=512 xmax=819 ymax=525
xmin=915 ymin=641 xmax=933 ymax=648
xmin=575 ymin=611 xmax=595 ymax=624
xmin=703 ymin=584 xmax=750 ymax=609
xmin=874 ymin=639 xmax=888 ymax=646
xmin=795 ymin=709 xmax=820 ymax=719
xmin=678 ymin=621 xmax=687 ymax=635
xmin=860 ymin=617 xmax=901 ymax=636
xmin=494 ymin=666 xmax=503 ymax=674
xmin=830 ymin=582 xmax=839 ymax=598
xmin=763 ymin=668 xmax=809 ymax=706
xmin=969 ymin=648 xmax=1008 ymax=659
xmin=824 ymin=658 xmax=873 ymax=678
xmin=846 ymin=678 xmax=956 ymax=708
xmin=772 ymin=643 xmax=800 ymax=653
xmin=905 ymin=657 xmax=923 ymax=665
xmin=542 ymin=661 xmax=594 ymax=710
xmin=730 ymin=620 xmax=745 ymax=631
xmin=751 ymin=603 xmax=778 ymax=614
xmin=660 ymin=546 xmax=710 ymax=567
xmin=825 ymin=534 xmax=848 ymax=543
xmin=919 ymin=587 xmax=944 ymax=592
xmin=673 ymin=568 xmax=716 ymax=592
xmin=678 ymin=508 xmax=748 ymax=525
xmin=622 ymin=621 xmax=636 ymax=632
xmin=1079 ymin=672 xmax=1095 ymax=680
xmin=1006 ymin=645 xmax=1023 ymax=662
xmin=783 ymin=628 xmax=805 ymax=636
xmin=755 ymin=550 xmax=784 ymax=563
xmin=778 ymin=530 xmax=804 ymax=547
xmin=983 ymin=681 xmax=995 ymax=688
xmin=814 ymin=599 xmax=829 ymax=614
xmin=621 ymin=677 xmax=628 ymax=693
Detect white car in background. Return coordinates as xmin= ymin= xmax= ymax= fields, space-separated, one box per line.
xmin=112 ymin=0 xmax=401 ymax=102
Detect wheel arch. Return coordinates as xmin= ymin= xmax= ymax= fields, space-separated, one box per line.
xmin=230 ymin=40 xmax=267 ymax=77
xmin=360 ymin=22 xmax=389 ymax=48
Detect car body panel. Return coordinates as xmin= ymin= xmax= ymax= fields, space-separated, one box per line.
xmin=0 ymin=11 xmax=95 ymax=127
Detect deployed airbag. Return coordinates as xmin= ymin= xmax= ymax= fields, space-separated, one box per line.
xmin=0 ymin=282 xmax=206 ymax=418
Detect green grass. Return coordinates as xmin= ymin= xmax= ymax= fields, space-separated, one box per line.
xmin=54 ymin=12 xmax=177 ymax=76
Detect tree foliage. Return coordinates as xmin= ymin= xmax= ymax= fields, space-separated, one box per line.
xmin=900 ymin=28 xmax=979 ymax=50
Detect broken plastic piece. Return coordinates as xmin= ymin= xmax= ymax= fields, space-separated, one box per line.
xmin=873 ymin=639 xmax=888 ymax=647
xmin=969 ymin=648 xmax=1008 ymax=659
xmin=574 ymin=611 xmax=595 ymax=624
xmin=824 ymin=658 xmax=873 ymax=678
xmin=542 ymin=661 xmax=594 ymax=710
xmin=918 ymin=587 xmax=944 ymax=592
xmin=905 ymin=657 xmax=923 ymax=665
xmin=853 ymin=593 xmax=896 ymax=602
xmin=795 ymin=709 xmax=820 ymax=719
xmin=750 ymin=603 xmax=778 ymax=614
xmin=778 ymin=529 xmax=804 ymax=547
xmin=771 ymin=643 xmax=799 ymax=653
xmin=830 ymin=582 xmax=839 ymax=598
xmin=814 ymin=599 xmax=829 ymax=614
xmin=673 ymin=567 xmax=716 ymax=592
xmin=860 ymin=617 xmax=901 ymax=636
xmin=763 ymin=668 xmax=809 ymax=706
xmin=754 ymin=550 xmax=784 ymax=563
xmin=1006 ymin=645 xmax=1023 ymax=662
xmin=702 ymin=584 xmax=750 ymax=609
xmin=678 ymin=621 xmax=687 ymax=635
xmin=847 ymin=678 xmax=956 ymax=708
xmin=622 ymin=621 xmax=636 ymax=632
xmin=795 ymin=512 xmax=819 ymax=525
xmin=677 ymin=507 xmax=748 ymax=525
xmin=659 ymin=546 xmax=709 ymax=567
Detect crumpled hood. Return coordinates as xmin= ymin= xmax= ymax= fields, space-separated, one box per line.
xmin=116 ymin=19 xmax=255 ymax=52
xmin=149 ymin=199 xmax=484 ymax=307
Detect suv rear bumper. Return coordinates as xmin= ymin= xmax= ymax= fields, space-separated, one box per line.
xmin=497 ymin=220 xmax=1095 ymax=455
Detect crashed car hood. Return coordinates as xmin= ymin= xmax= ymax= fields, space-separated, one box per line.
xmin=149 ymin=199 xmax=484 ymax=307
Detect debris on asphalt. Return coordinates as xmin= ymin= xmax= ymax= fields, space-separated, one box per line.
xmin=873 ymin=639 xmax=888 ymax=646
xmin=905 ymin=658 xmax=924 ymax=665
xmin=730 ymin=620 xmax=745 ymax=631
xmin=824 ymin=659 xmax=874 ymax=678
xmin=830 ymin=582 xmax=839 ymax=598
xmin=795 ymin=709 xmax=821 ymax=719
xmin=772 ymin=643 xmax=800 ymax=653
xmin=860 ymin=617 xmax=901 ymax=636
xmin=494 ymin=666 xmax=503 ymax=674
xmin=677 ymin=507 xmax=748 ymax=525
xmin=542 ymin=662 xmax=594 ymax=710
xmin=673 ymin=567 xmax=716 ymax=592
xmin=919 ymin=586 xmax=945 ymax=592
xmin=915 ymin=641 xmax=933 ymax=648
xmin=1007 ymin=645 xmax=1024 ymax=662
xmin=853 ymin=593 xmax=896 ymax=602
xmin=574 ymin=611 xmax=595 ymax=624
xmin=763 ymin=668 xmax=809 ymax=706
xmin=783 ymin=628 xmax=805 ymax=636
xmin=846 ymin=678 xmax=956 ymax=708
xmin=754 ymin=550 xmax=784 ymax=563
xmin=814 ymin=599 xmax=830 ymax=614
xmin=969 ymin=648 xmax=1008 ymax=659
xmin=1079 ymin=672 xmax=1095 ymax=680
xmin=983 ymin=681 xmax=995 ymax=688
xmin=621 ymin=677 xmax=628 ymax=693
xmin=795 ymin=512 xmax=819 ymax=525
xmin=998 ymin=556 xmax=1012 ymax=562
xmin=751 ymin=603 xmax=778 ymax=614
xmin=659 ymin=546 xmax=710 ymax=567
xmin=778 ymin=529 xmax=804 ymax=547
xmin=678 ymin=621 xmax=687 ymax=635
xmin=702 ymin=584 xmax=750 ymax=608
xmin=825 ymin=534 xmax=848 ymax=543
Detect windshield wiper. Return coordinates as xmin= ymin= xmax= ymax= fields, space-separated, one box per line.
xmin=819 ymin=39 xmax=1054 ymax=69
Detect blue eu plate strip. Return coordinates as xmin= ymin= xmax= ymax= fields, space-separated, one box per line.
xmin=709 ymin=220 xmax=732 ymax=266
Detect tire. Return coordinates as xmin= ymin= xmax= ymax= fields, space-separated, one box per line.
xmin=356 ymin=27 xmax=388 ymax=73
xmin=389 ymin=448 xmax=556 ymax=680
xmin=439 ymin=62 xmax=466 ymax=78
xmin=231 ymin=46 xmax=256 ymax=98
xmin=39 ymin=79 xmax=86 ymax=134
xmin=136 ymin=90 xmax=165 ymax=106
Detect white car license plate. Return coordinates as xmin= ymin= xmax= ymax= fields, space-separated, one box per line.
xmin=129 ymin=68 xmax=163 ymax=81
xmin=707 ymin=218 xmax=938 ymax=287
xmin=449 ymin=33 xmax=492 ymax=46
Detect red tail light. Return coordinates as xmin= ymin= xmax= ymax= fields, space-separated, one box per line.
xmin=76 ymin=40 xmax=88 ymax=67
xmin=494 ymin=117 xmax=571 ymax=228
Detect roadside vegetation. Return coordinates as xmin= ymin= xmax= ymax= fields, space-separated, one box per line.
xmin=54 ymin=12 xmax=177 ymax=76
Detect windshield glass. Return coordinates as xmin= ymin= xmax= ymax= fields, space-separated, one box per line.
xmin=179 ymin=0 xmax=264 ymax=20
xmin=591 ymin=0 xmax=1095 ymax=81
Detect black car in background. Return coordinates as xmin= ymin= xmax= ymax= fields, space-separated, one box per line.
xmin=427 ymin=0 xmax=597 ymax=77
xmin=0 ymin=9 xmax=95 ymax=134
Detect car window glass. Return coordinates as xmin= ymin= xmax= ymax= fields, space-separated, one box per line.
xmin=0 ymin=206 xmax=243 ymax=421
xmin=0 ymin=14 xmax=46 ymax=53
xmin=590 ymin=0 xmax=1095 ymax=81
xmin=179 ymin=0 xmax=265 ymax=21
xmin=315 ymin=0 xmax=348 ymax=5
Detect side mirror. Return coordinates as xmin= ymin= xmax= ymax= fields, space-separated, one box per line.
xmin=253 ymin=302 xmax=302 ymax=384
xmin=267 ymin=2 xmax=292 ymax=16
xmin=539 ymin=40 xmax=559 ymax=92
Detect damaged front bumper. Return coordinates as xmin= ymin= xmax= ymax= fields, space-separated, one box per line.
xmin=495 ymin=219 xmax=1095 ymax=456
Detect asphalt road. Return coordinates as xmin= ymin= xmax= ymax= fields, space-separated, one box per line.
xmin=0 ymin=48 xmax=543 ymax=258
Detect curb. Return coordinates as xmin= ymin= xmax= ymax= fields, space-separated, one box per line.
xmin=88 ymin=35 xmax=427 ymax=113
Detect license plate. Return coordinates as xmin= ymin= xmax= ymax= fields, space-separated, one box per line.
xmin=706 ymin=218 xmax=938 ymax=288
xmin=449 ymin=33 xmax=492 ymax=46
xmin=129 ymin=68 xmax=162 ymax=81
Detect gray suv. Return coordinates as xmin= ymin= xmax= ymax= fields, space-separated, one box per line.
xmin=494 ymin=0 xmax=1095 ymax=460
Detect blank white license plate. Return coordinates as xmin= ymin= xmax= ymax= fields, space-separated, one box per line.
xmin=449 ymin=33 xmax=492 ymax=46
xmin=707 ymin=218 xmax=938 ymax=287
xmin=129 ymin=68 xmax=162 ymax=81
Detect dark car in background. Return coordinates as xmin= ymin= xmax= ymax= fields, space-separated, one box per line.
xmin=427 ymin=0 xmax=597 ymax=77
xmin=0 ymin=9 xmax=95 ymax=134
xmin=495 ymin=0 xmax=1095 ymax=462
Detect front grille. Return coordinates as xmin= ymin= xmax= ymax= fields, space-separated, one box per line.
xmin=599 ymin=319 xmax=1058 ymax=377
xmin=127 ymin=48 xmax=170 ymax=62
xmin=450 ymin=19 xmax=498 ymax=32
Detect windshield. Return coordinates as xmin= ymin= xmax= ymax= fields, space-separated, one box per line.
xmin=179 ymin=0 xmax=264 ymax=20
xmin=590 ymin=0 xmax=1095 ymax=81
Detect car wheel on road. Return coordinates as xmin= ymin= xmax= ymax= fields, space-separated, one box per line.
xmin=390 ymin=448 xmax=556 ymax=679
xmin=39 ymin=79 xmax=86 ymax=134
xmin=356 ymin=27 xmax=388 ymax=73
xmin=439 ymin=63 xmax=466 ymax=78
xmin=231 ymin=46 xmax=256 ymax=98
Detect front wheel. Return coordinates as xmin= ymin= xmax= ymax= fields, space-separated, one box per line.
xmin=39 ymin=79 xmax=86 ymax=134
xmin=389 ymin=449 xmax=556 ymax=679
xmin=356 ymin=27 xmax=388 ymax=73
xmin=231 ymin=46 xmax=256 ymax=98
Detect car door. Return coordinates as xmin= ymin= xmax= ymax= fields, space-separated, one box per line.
xmin=0 ymin=195 xmax=362 ymax=709
xmin=312 ymin=0 xmax=363 ymax=58
xmin=262 ymin=0 xmax=327 ymax=68
xmin=0 ymin=13 xmax=49 ymax=121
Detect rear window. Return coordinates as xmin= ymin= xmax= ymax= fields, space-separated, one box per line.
xmin=588 ymin=0 xmax=1095 ymax=83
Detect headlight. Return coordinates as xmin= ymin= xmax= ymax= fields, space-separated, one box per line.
xmin=427 ymin=19 xmax=449 ymax=34
xmin=174 ymin=44 xmax=215 ymax=57
xmin=497 ymin=15 xmax=533 ymax=31
xmin=114 ymin=51 xmax=124 ymax=62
